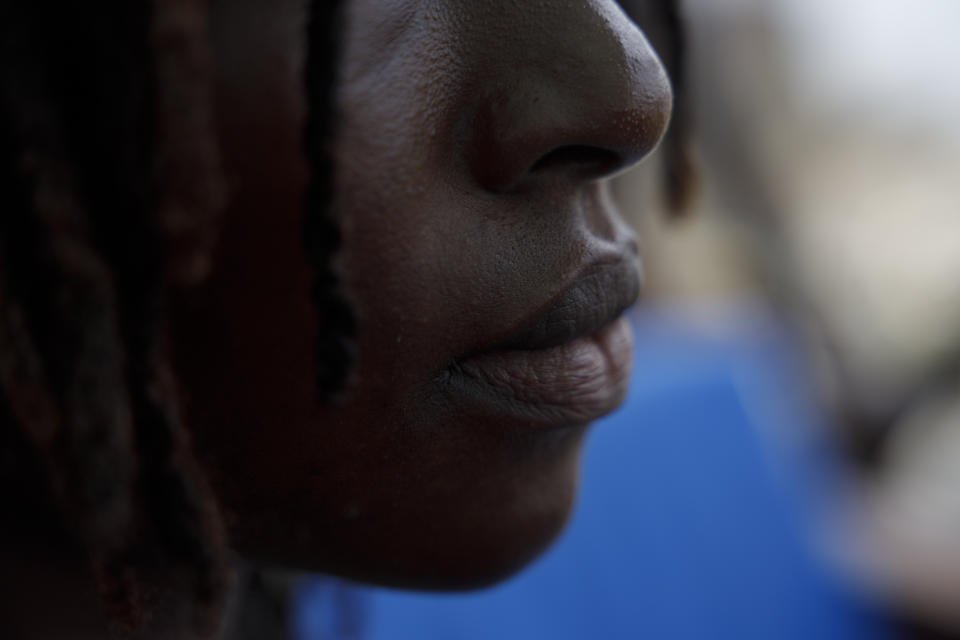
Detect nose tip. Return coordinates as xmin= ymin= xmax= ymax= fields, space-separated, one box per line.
xmin=469 ymin=1 xmax=673 ymax=192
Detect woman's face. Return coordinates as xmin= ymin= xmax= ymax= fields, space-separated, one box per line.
xmin=173 ymin=0 xmax=670 ymax=587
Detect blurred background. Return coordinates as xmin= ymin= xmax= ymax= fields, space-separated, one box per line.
xmin=292 ymin=1 xmax=960 ymax=637
xmin=623 ymin=0 xmax=960 ymax=634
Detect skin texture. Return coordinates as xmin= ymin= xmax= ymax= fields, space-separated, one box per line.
xmin=171 ymin=0 xmax=671 ymax=588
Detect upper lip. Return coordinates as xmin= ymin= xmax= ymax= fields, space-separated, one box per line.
xmin=493 ymin=254 xmax=641 ymax=352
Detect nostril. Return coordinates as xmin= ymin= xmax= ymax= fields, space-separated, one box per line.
xmin=528 ymin=145 xmax=623 ymax=179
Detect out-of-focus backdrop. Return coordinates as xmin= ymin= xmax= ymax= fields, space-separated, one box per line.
xmin=294 ymin=1 xmax=960 ymax=637
xmin=624 ymin=0 xmax=960 ymax=633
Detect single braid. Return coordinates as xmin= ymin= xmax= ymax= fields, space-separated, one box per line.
xmin=303 ymin=0 xmax=357 ymax=402
xmin=620 ymin=0 xmax=697 ymax=214
xmin=657 ymin=0 xmax=696 ymax=215
xmin=151 ymin=0 xmax=227 ymax=286
xmin=116 ymin=0 xmax=230 ymax=633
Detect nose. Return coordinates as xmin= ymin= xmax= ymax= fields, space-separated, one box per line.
xmin=469 ymin=0 xmax=673 ymax=192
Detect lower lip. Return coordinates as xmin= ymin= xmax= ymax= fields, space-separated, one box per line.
xmin=444 ymin=316 xmax=634 ymax=426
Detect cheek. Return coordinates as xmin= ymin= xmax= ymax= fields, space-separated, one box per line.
xmin=335 ymin=102 xmax=466 ymax=380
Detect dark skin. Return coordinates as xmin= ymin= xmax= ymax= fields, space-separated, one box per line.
xmin=171 ymin=0 xmax=671 ymax=590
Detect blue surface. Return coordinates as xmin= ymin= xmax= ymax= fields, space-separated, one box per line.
xmin=295 ymin=308 xmax=887 ymax=640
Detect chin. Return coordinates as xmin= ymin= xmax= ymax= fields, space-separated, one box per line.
xmin=227 ymin=424 xmax=587 ymax=590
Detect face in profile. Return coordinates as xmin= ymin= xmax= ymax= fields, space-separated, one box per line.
xmin=171 ymin=0 xmax=671 ymax=588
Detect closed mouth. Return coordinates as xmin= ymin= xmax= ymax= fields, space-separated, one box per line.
xmin=440 ymin=255 xmax=640 ymax=426
xmin=492 ymin=255 xmax=641 ymax=352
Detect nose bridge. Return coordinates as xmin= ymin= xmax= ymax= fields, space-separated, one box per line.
xmin=469 ymin=0 xmax=673 ymax=191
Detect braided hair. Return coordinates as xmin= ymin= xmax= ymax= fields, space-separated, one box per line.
xmin=619 ymin=0 xmax=696 ymax=215
xmin=0 ymin=0 xmax=349 ymax=636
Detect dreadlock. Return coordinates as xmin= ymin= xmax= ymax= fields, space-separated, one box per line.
xmin=653 ymin=0 xmax=696 ymax=215
xmin=0 ymin=0 xmax=349 ymax=636
xmin=620 ymin=0 xmax=696 ymax=215
xmin=304 ymin=0 xmax=356 ymax=402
